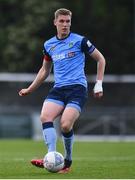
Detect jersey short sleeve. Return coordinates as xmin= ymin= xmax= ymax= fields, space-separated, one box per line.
xmin=43 ymin=46 xmax=52 ymax=61
xmin=81 ymin=37 xmax=95 ymax=54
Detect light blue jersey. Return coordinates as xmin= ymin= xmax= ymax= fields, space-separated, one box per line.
xmin=43 ymin=32 xmax=95 ymax=88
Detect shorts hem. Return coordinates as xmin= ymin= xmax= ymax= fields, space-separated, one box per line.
xmin=66 ymin=103 xmax=81 ymax=113
xmin=45 ymin=98 xmax=64 ymax=107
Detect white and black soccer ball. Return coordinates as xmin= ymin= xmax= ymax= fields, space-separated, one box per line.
xmin=43 ymin=151 xmax=64 ymax=172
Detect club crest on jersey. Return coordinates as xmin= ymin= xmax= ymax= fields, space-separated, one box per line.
xmin=69 ymin=42 xmax=74 ymax=48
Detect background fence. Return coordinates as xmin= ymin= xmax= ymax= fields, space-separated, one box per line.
xmin=0 ymin=73 xmax=135 ymax=140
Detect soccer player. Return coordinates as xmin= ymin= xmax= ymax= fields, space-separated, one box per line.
xmin=19 ymin=8 xmax=106 ymax=173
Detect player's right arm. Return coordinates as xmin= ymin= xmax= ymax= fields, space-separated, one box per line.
xmin=19 ymin=59 xmax=52 ymax=96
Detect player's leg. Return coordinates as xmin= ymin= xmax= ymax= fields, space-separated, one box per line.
xmin=31 ymin=100 xmax=64 ymax=168
xmin=41 ymin=100 xmax=64 ymax=152
xmin=59 ymin=106 xmax=80 ymax=173
xmin=59 ymin=85 xmax=88 ymax=173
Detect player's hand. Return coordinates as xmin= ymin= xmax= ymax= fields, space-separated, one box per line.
xmin=93 ymin=80 xmax=103 ymax=98
xmin=18 ymin=88 xmax=30 ymax=96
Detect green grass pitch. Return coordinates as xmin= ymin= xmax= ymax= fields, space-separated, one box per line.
xmin=0 ymin=139 xmax=135 ymax=179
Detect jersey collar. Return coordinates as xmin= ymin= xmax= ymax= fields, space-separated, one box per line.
xmin=56 ymin=32 xmax=71 ymax=40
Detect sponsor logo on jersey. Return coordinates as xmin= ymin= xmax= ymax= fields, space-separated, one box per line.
xmin=52 ymin=54 xmax=65 ymax=61
xmin=52 ymin=51 xmax=75 ymax=61
xmin=50 ymin=45 xmax=57 ymax=52
xmin=68 ymin=52 xmax=75 ymax=58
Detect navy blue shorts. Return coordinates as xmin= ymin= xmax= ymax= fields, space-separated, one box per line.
xmin=45 ymin=84 xmax=88 ymax=112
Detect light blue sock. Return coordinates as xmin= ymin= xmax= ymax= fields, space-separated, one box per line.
xmin=42 ymin=122 xmax=57 ymax=152
xmin=62 ymin=130 xmax=74 ymax=161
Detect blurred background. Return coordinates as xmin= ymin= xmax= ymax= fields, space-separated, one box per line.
xmin=0 ymin=0 xmax=134 ymax=140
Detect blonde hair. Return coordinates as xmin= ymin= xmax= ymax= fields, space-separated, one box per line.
xmin=54 ymin=8 xmax=72 ymax=19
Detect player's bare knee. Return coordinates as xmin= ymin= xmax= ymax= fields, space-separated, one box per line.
xmin=40 ymin=114 xmax=46 ymax=123
xmin=61 ymin=122 xmax=71 ymax=132
xmin=40 ymin=114 xmax=53 ymax=123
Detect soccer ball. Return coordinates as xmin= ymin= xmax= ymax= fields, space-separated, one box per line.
xmin=43 ymin=151 xmax=64 ymax=172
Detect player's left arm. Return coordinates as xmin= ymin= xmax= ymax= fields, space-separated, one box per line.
xmin=90 ymin=48 xmax=106 ymax=98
